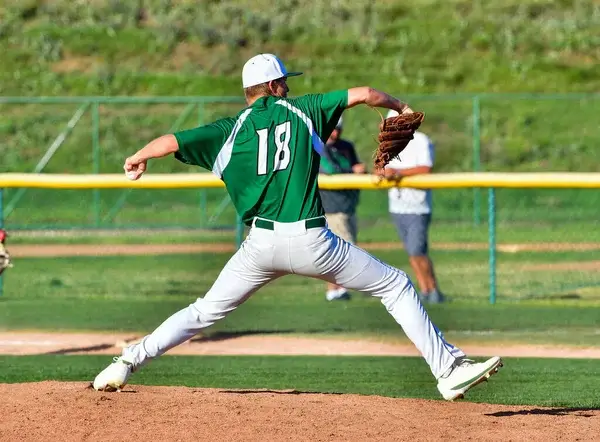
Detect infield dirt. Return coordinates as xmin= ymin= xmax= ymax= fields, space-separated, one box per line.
xmin=1 ymin=333 xmax=598 ymax=441
xmin=1 ymin=381 xmax=597 ymax=442
xmin=1 ymin=331 xmax=600 ymax=358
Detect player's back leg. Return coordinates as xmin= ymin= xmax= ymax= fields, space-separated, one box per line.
xmin=93 ymin=235 xmax=282 ymax=391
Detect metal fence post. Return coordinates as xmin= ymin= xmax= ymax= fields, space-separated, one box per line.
xmin=473 ymin=95 xmax=481 ymax=226
xmin=199 ymin=190 xmax=207 ymax=228
xmin=488 ymin=187 xmax=497 ymax=304
xmin=92 ymin=101 xmax=101 ymax=228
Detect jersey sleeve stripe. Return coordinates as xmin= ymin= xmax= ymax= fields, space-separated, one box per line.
xmin=212 ymin=108 xmax=253 ymax=178
xmin=275 ymin=100 xmax=325 ymax=155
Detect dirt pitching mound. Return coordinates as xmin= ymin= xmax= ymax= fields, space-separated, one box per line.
xmin=0 ymin=382 xmax=597 ymax=442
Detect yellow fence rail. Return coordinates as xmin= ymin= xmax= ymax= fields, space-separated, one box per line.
xmin=1 ymin=172 xmax=600 ymax=189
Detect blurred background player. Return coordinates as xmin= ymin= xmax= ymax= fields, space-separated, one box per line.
xmin=319 ymin=116 xmax=366 ymax=301
xmin=384 ymin=109 xmax=444 ymax=304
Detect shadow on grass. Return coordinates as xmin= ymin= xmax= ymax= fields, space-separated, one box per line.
xmin=44 ymin=343 xmax=115 ymax=355
xmin=486 ymin=407 xmax=599 ymax=417
xmin=217 ymin=389 xmax=343 ymax=396
xmin=192 ymin=329 xmax=347 ymax=343
xmin=44 ymin=328 xmax=348 ymax=354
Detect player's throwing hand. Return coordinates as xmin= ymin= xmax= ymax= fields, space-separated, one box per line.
xmin=123 ymin=156 xmax=147 ymax=181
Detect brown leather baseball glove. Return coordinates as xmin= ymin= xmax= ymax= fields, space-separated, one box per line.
xmin=0 ymin=229 xmax=12 ymax=276
xmin=374 ymin=111 xmax=425 ymax=175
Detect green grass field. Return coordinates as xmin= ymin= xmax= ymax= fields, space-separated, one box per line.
xmin=2 ymin=251 xmax=599 ymax=334
xmin=7 ymin=217 xmax=600 ymax=246
xmin=1 ymin=246 xmax=599 ymax=408
xmin=1 ymin=355 xmax=599 ymax=408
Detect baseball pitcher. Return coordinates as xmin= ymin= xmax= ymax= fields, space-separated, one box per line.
xmin=93 ymin=54 xmax=502 ymax=401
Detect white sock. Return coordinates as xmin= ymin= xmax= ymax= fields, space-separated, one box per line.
xmin=326 ymin=289 xmax=342 ymax=301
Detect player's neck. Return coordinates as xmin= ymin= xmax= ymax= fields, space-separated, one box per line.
xmin=246 ymin=94 xmax=269 ymax=107
xmin=246 ymin=91 xmax=288 ymax=107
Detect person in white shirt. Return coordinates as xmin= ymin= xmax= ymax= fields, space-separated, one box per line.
xmin=383 ymin=109 xmax=444 ymax=304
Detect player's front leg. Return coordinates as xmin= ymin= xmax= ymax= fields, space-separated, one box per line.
xmin=92 ymin=243 xmax=280 ymax=392
xmin=315 ymin=237 xmax=503 ymax=400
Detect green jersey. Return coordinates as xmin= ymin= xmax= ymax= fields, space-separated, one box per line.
xmin=174 ymin=90 xmax=348 ymax=225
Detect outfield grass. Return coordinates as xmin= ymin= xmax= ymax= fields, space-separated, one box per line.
xmin=0 ymin=355 xmax=598 ymax=408
xmin=7 ymin=219 xmax=600 ymax=246
xmin=1 ymin=251 xmax=599 ymax=345
xmin=12 ymin=248 xmax=600 ymax=301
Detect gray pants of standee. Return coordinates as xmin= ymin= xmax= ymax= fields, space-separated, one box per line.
xmin=391 ymin=213 xmax=431 ymax=256
xmin=122 ymin=217 xmax=463 ymax=379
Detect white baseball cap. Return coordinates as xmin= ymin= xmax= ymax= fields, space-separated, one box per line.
xmin=386 ymin=109 xmax=400 ymax=118
xmin=242 ymin=54 xmax=302 ymax=88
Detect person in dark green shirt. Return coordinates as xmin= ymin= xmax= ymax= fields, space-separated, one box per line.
xmin=319 ymin=116 xmax=366 ymax=301
xmin=94 ymin=53 xmax=503 ymax=401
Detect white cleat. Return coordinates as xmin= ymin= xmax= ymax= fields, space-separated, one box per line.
xmin=92 ymin=357 xmax=133 ymax=392
xmin=437 ymin=356 xmax=503 ymax=401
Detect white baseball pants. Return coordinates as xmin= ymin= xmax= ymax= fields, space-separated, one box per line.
xmin=123 ymin=218 xmax=464 ymax=379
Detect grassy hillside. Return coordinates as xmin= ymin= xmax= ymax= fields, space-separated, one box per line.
xmin=0 ymin=1 xmax=598 ymax=178
xmin=1 ymin=0 xmax=598 ymax=96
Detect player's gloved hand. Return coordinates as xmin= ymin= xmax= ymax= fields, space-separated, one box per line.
xmin=373 ymin=111 xmax=425 ymax=175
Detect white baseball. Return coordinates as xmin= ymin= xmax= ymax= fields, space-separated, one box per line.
xmin=126 ymin=171 xmax=137 ymax=180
